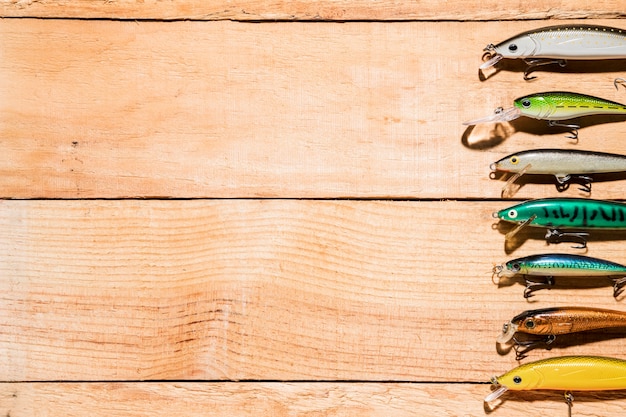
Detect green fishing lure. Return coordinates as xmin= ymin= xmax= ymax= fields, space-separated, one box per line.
xmin=493 ymin=253 xmax=626 ymax=299
xmin=464 ymin=91 xmax=626 ymax=139
xmin=494 ymin=197 xmax=626 ymax=247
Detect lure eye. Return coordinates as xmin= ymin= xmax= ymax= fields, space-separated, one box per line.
xmin=508 ymin=209 xmax=518 ymax=219
xmin=521 ymin=99 xmax=531 ymax=108
xmin=510 ymin=156 xmax=519 ymax=165
xmin=513 ymin=376 xmax=522 ymax=384
xmin=510 ymin=262 xmax=520 ymax=272
xmin=525 ymin=319 xmax=535 ymax=329
xmin=508 ymin=44 xmax=518 ymax=51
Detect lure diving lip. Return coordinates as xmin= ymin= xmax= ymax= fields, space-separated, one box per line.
xmin=463 ymin=91 xmax=626 ymax=140
xmin=480 ymin=24 xmax=626 ymax=80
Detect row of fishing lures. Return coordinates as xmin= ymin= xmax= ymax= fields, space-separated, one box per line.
xmin=490 ymin=232 xmax=626 ymax=401
xmin=477 ymin=24 xmax=626 ymax=417
xmin=465 ymin=24 xmax=626 ymax=140
xmin=490 ymin=309 xmax=626 ymax=414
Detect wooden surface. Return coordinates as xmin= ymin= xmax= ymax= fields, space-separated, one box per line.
xmin=4 ymin=19 xmax=626 ymax=199
xmin=2 ymin=4 xmax=626 ymax=417
xmin=0 ymin=0 xmax=624 ymax=20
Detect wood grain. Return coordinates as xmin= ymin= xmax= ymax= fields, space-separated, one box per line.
xmin=4 ymin=7 xmax=626 ymax=417
xmin=3 ymin=199 xmax=626 ymax=382
xmin=1 ymin=0 xmax=624 ymax=21
xmin=3 ymin=19 xmax=626 ymax=199
xmin=2 ymin=382 xmax=626 ymax=417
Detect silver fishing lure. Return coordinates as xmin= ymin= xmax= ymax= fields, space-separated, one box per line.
xmin=481 ymin=24 xmax=626 ymax=79
xmin=491 ymin=148 xmax=626 ymax=195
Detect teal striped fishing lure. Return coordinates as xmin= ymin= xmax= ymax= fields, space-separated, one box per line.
xmin=481 ymin=24 xmax=626 ymax=80
xmin=494 ymin=198 xmax=626 ymax=247
xmin=493 ymin=253 xmax=626 ymax=298
xmin=464 ymin=91 xmax=626 ymax=139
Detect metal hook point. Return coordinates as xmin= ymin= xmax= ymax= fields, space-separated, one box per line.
xmin=522 ymin=58 xmax=567 ymax=81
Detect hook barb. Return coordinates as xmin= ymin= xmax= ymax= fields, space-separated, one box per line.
xmin=547 ymin=121 xmax=580 ymax=141
xmin=512 ymin=334 xmax=556 ymax=360
xmin=545 ymin=229 xmax=589 ymax=249
xmin=523 ymin=58 xmax=567 ymax=81
xmin=523 ymin=276 xmax=555 ymax=299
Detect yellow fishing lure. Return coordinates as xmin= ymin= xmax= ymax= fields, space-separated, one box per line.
xmin=486 ymin=356 xmax=626 ymax=414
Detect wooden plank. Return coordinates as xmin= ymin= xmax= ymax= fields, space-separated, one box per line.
xmin=2 ymin=382 xmax=626 ymax=417
xmin=3 ymin=199 xmax=626 ymax=382
xmin=0 ymin=0 xmax=624 ymax=21
xmin=3 ymin=19 xmax=626 ymax=199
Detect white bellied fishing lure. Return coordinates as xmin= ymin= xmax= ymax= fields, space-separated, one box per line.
xmin=463 ymin=91 xmax=626 ymax=140
xmin=481 ymin=24 xmax=626 ymax=80
xmin=491 ymin=148 xmax=626 ymax=195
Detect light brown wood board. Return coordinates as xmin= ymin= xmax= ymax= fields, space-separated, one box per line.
xmin=0 ymin=0 xmax=624 ymax=20
xmin=3 ymin=19 xmax=626 ymax=199
xmin=2 ymin=382 xmax=626 ymax=417
xmin=3 ymin=199 xmax=626 ymax=415
xmin=2 ymin=7 xmax=626 ymax=417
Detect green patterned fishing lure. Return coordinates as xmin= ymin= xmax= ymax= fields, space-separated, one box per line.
xmin=494 ymin=198 xmax=626 ymax=247
xmin=493 ymin=253 xmax=626 ymax=299
xmin=464 ymin=91 xmax=626 ymax=139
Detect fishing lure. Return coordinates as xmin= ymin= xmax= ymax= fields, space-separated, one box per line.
xmin=491 ymin=148 xmax=626 ymax=195
xmin=494 ymin=197 xmax=626 ymax=248
xmin=463 ymin=91 xmax=626 ymax=140
xmin=498 ymin=306 xmax=626 ymax=359
xmin=493 ymin=253 xmax=626 ymax=298
xmin=486 ymin=355 xmax=626 ymax=416
xmin=480 ymin=24 xmax=626 ymax=80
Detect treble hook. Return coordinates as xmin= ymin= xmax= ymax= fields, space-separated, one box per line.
xmin=614 ymin=78 xmax=626 ymax=90
xmin=547 ymin=121 xmax=580 ymax=141
xmin=545 ymin=229 xmax=589 ymax=249
xmin=512 ymin=334 xmax=556 ymax=360
xmin=523 ymin=58 xmax=568 ymax=81
xmin=523 ymin=276 xmax=555 ymax=299
xmin=613 ymin=277 xmax=626 ymax=298
xmin=555 ymin=175 xmax=593 ymax=193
